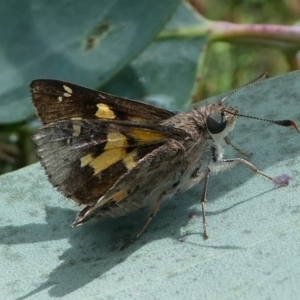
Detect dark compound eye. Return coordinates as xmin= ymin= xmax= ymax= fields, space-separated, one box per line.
xmin=206 ymin=113 xmax=227 ymax=134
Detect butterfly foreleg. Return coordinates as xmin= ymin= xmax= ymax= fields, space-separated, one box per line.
xmin=224 ymin=136 xmax=252 ymax=157
xmin=212 ymin=158 xmax=288 ymax=186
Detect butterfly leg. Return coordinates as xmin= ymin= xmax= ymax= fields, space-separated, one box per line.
xmin=201 ymin=158 xmax=288 ymax=240
xmin=121 ymin=192 xmax=165 ymax=250
xmin=224 ymin=136 xmax=253 ymax=157
xmin=200 ymin=168 xmax=211 ymax=240
xmin=214 ymin=158 xmax=289 ymax=186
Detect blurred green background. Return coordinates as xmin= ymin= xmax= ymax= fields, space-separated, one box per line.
xmin=0 ymin=0 xmax=299 ymax=174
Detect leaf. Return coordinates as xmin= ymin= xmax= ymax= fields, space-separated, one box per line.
xmin=0 ymin=0 xmax=180 ymax=124
xmin=1 ymin=71 xmax=300 ymax=299
xmin=102 ymin=2 xmax=208 ymax=110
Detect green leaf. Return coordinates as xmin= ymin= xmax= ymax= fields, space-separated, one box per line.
xmin=0 ymin=0 xmax=180 ymax=124
xmin=103 ymin=2 xmax=207 ymax=110
xmin=1 ymin=71 xmax=300 ymax=299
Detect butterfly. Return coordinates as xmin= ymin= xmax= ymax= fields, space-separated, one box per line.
xmin=31 ymin=74 xmax=298 ymax=248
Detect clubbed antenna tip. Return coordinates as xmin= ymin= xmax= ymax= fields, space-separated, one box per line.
xmin=277 ymin=120 xmax=300 ymax=133
xmin=223 ymin=110 xmax=299 ymax=133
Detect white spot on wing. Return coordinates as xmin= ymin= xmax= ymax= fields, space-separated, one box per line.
xmin=63 ymin=85 xmax=73 ymax=94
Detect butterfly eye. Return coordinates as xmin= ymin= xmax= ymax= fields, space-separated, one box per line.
xmin=206 ymin=113 xmax=227 ymax=134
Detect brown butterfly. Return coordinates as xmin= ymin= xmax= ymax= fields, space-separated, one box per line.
xmin=31 ymin=74 xmax=299 ymax=248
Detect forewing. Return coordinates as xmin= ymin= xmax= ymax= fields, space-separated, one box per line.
xmin=33 ymin=119 xmax=188 ymax=205
xmin=30 ymin=79 xmax=175 ymax=125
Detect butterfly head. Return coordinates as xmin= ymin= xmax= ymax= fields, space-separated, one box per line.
xmin=193 ymin=100 xmax=238 ymax=142
xmin=206 ymin=104 xmax=238 ymax=139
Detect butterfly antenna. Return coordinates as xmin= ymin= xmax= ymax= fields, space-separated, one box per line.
xmin=221 ymin=72 xmax=268 ymax=103
xmin=223 ymin=109 xmax=300 ymax=133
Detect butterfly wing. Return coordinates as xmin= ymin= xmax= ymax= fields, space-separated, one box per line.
xmin=33 ymin=119 xmax=189 ymax=205
xmin=73 ymin=140 xmax=187 ymax=225
xmin=30 ymin=79 xmax=175 ymax=125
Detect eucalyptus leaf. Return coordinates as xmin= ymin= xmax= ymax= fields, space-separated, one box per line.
xmin=103 ymin=2 xmax=208 ymax=110
xmin=1 ymin=71 xmax=300 ymax=299
xmin=0 ymin=0 xmax=180 ymax=124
